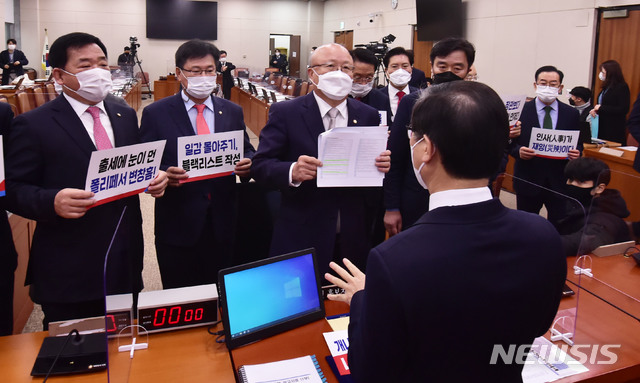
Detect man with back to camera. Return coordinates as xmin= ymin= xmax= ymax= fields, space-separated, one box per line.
xmin=509 ymin=65 xmax=581 ymax=227
xmin=140 ymin=40 xmax=254 ymax=289
xmin=5 ymin=32 xmax=168 ymax=329
xmin=216 ymin=50 xmax=236 ymax=100
xmin=384 ymin=37 xmax=474 ymax=236
xmin=251 ymin=43 xmax=391 ymax=276
xmin=0 ymin=39 xmax=28 ymax=85
xmin=568 ymin=86 xmax=594 ymax=145
xmin=378 ymin=47 xmax=419 ymax=126
xmin=326 ymin=81 xmax=566 ymax=383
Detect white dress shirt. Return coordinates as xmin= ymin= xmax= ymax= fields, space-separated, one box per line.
xmin=181 ymin=90 xmax=216 ymax=134
xmin=388 ymin=84 xmax=410 ymax=121
xmin=63 ymin=92 xmax=115 ymax=148
xmin=428 ymin=186 xmax=493 ymax=211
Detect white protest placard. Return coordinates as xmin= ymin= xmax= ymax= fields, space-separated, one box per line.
xmin=378 ymin=110 xmax=388 ymax=127
xmin=84 ymin=140 xmax=166 ymax=206
xmin=501 ymin=94 xmax=527 ymax=127
xmin=0 ymin=136 xmax=4 ymax=197
xmin=177 ymin=130 xmax=244 ymax=183
xmin=323 ymin=330 xmax=350 ymax=376
xmin=529 ymin=128 xmax=579 ymax=159
xmin=317 ymin=126 xmax=388 ymax=187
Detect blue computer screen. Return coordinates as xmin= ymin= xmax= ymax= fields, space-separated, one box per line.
xmin=224 ymin=252 xmax=321 ymax=337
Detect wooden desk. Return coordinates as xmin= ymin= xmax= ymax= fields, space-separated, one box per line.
xmin=230 ymin=301 xmax=350 ymax=383
xmin=153 ymin=79 xmax=180 ymax=102
xmin=0 ymin=324 xmax=235 ymax=382
xmin=583 ymin=147 xmax=640 ymax=221
xmin=230 ymin=86 xmax=269 ymax=137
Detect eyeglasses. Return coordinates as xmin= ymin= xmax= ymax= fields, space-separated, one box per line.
xmin=310 ymin=63 xmax=355 ymax=74
xmin=181 ymin=68 xmax=216 ymax=76
xmin=353 ymin=76 xmax=374 ymax=84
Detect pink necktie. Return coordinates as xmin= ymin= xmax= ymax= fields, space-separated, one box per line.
xmin=195 ymin=104 xmax=210 ymax=135
xmin=86 ymin=106 xmax=113 ymax=150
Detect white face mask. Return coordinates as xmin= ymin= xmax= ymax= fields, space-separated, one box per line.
xmin=536 ymin=85 xmax=559 ymax=104
xmin=62 ymin=67 xmax=113 ymax=103
xmin=389 ymin=68 xmax=411 ymax=88
xmin=182 ymin=72 xmax=217 ymax=99
xmin=220 ymin=57 xmax=227 ymax=63
xmin=311 ymin=69 xmax=352 ymax=101
xmin=410 ymin=136 xmax=428 ymax=190
xmin=598 ymin=71 xmax=606 ymax=82
xmin=7 ymin=44 xmax=16 ymax=50
xmin=350 ymin=80 xmax=374 ymax=98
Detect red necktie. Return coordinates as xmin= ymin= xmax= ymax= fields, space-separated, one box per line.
xmin=195 ymin=104 xmax=210 ymax=135
xmin=86 ymin=106 xmax=113 ymax=150
xmin=397 ymin=91 xmax=405 ymax=106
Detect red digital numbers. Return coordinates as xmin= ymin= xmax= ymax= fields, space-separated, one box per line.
xmin=106 ymin=314 xmax=117 ymax=333
xmin=152 ymin=306 xmax=206 ymax=327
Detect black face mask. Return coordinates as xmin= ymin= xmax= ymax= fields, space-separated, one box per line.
xmin=568 ymin=98 xmax=576 ymax=106
xmin=432 ymin=71 xmax=463 ymax=84
xmin=566 ymin=184 xmax=594 ymax=209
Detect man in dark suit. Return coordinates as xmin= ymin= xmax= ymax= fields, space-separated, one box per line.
xmin=0 ymin=101 xmax=16 ymax=336
xmin=627 ymin=92 xmax=640 ymax=238
xmin=216 ymin=50 xmax=236 ymax=100
xmin=269 ymin=49 xmax=288 ymax=74
xmin=326 ymin=81 xmax=566 ymax=383
xmin=0 ymin=39 xmax=29 ymax=85
xmin=510 ymin=65 xmax=581 ymax=226
xmin=140 ymin=40 xmax=254 ymax=289
xmin=384 ymin=37 xmax=475 ymax=236
xmin=348 ymin=48 xmax=388 ymax=117
xmin=379 ymin=47 xmax=418 ymax=127
xmin=5 ymin=32 xmax=167 ymax=329
xmin=252 ymin=43 xmax=391 ymax=275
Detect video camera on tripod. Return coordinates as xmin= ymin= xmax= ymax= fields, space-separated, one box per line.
xmin=354 ymin=34 xmax=396 ymax=86
xmin=129 ymin=36 xmax=140 ymax=55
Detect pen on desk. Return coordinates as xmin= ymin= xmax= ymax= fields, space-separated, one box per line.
xmin=326 ymin=313 xmax=350 ymax=320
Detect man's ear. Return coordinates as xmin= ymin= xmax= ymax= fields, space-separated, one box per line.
xmin=421 ymin=135 xmax=436 ymax=164
xmin=52 ymin=68 xmax=64 ymax=85
xmin=593 ymin=183 xmax=606 ymax=196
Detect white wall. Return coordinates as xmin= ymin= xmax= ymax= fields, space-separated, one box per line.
xmin=19 ymin=0 xmax=325 ymax=89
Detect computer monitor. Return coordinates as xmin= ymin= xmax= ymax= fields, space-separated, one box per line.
xmin=218 ymin=248 xmax=325 ymax=350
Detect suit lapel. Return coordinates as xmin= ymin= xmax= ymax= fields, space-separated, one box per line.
xmin=301 ymin=93 xmax=325 ymax=146
xmin=104 ymin=101 xmax=134 ymax=147
xmin=347 ymin=98 xmax=362 ymax=126
xmin=168 ymin=93 xmax=196 ymax=137
xmin=50 ymin=96 xmax=96 ymax=157
xmin=212 ymin=95 xmax=227 ymax=132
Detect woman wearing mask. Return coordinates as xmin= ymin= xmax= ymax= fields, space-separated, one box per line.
xmin=591 ymin=60 xmax=630 ymax=144
xmin=0 ymin=39 xmax=29 ymax=85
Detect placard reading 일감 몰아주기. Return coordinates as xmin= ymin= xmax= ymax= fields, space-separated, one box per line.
xmin=500 ymin=94 xmax=527 ymax=128
xmin=84 ymin=140 xmax=166 ymax=206
xmin=177 ymin=130 xmax=244 ymax=183
xmin=528 ymin=128 xmax=579 ymax=159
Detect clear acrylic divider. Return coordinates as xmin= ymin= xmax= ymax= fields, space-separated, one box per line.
xmin=500 ymin=173 xmax=585 ymax=347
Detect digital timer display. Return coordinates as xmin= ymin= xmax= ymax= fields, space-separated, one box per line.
xmin=138 ymin=300 xmax=218 ymax=332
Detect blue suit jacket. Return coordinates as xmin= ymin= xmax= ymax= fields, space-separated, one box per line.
xmin=5 ymin=95 xmax=143 ymax=303
xmin=0 ymin=102 xmax=16 ymax=274
xmin=383 ymin=90 xmax=429 ymax=228
xmin=509 ymin=99 xmax=582 ymax=196
xmin=251 ymin=92 xmax=381 ymax=273
xmin=140 ymin=93 xmax=255 ymax=247
xmin=354 ymin=88 xmax=388 ymax=125
xmin=348 ymin=199 xmax=566 ymax=382
xmin=378 ymin=85 xmax=419 ymax=127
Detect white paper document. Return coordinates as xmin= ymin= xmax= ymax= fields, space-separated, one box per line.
xmin=317 ymin=126 xmax=388 ymax=187
xmin=522 ymin=337 xmax=589 ymax=383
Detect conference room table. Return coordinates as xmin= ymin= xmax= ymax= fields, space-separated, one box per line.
xmin=3 ymin=253 xmax=640 ymax=382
